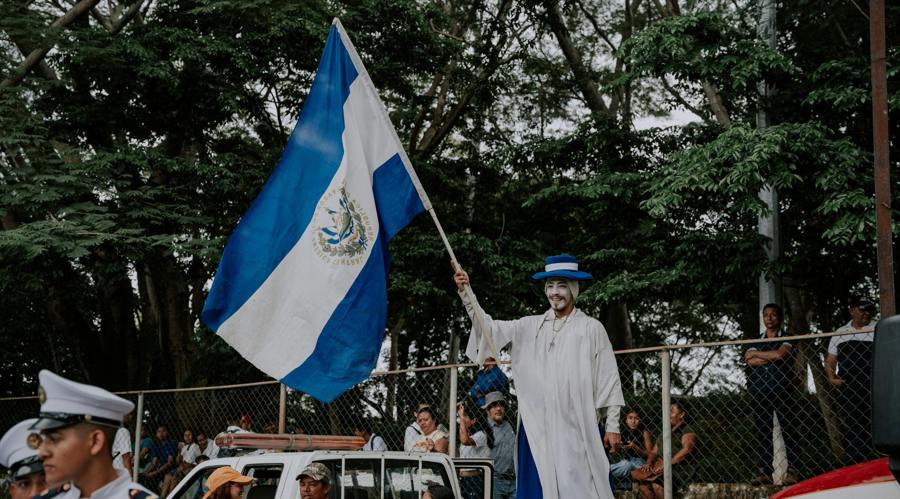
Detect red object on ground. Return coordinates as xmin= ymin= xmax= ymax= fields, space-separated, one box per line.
xmin=772 ymin=458 xmax=893 ymax=498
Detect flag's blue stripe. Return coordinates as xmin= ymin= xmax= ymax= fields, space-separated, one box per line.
xmin=280 ymin=156 xmax=425 ymax=402
xmin=201 ymin=26 xmax=358 ymax=332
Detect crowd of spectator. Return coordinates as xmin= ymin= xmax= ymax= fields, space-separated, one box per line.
xmin=131 ymin=415 xmax=255 ymax=495
xmin=115 ymin=299 xmax=877 ymax=497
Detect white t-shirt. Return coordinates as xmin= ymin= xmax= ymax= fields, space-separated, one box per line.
xmin=111 ymin=427 xmax=132 ymax=471
xmin=201 ymin=440 xmax=219 ymax=460
xmin=180 ymin=443 xmax=201 ymax=465
xmin=459 ymin=430 xmax=490 ymax=458
xmin=363 ymin=434 xmax=388 ymax=452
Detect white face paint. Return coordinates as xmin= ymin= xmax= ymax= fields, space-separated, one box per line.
xmin=545 ymin=279 xmax=574 ymax=312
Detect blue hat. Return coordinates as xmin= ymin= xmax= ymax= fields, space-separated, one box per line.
xmin=0 ymin=419 xmax=44 ymax=478
xmin=531 ymin=254 xmax=593 ymax=281
xmin=29 ymin=370 xmax=133 ymax=431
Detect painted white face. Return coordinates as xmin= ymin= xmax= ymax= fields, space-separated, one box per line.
xmin=545 ymin=279 xmax=573 ymax=311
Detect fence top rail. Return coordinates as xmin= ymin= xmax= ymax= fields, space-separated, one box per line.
xmin=612 ymin=326 xmax=874 ymax=355
xmin=0 ymin=327 xmax=873 ymax=401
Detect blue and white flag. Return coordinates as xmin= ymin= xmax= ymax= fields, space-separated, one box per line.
xmin=202 ymin=20 xmax=429 ymax=402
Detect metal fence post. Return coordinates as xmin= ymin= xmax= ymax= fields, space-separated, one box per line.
xmin=449 ymin=365 xmax=458 ymax=457
xmin=132 ymin=392 xmax=144 ymax=479
xmin=278 ymin=384 xmax=287 ymax=433
xmin=661 ymin=350 xmax=673 ymax=499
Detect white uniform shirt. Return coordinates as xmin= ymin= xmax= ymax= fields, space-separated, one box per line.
xmin=462 ymin=293 xmax=625 ymax=499
xmin=111 ymin=427 xmax=132 ymax=472
xmin=52 ymin=471 xmax=152 ymax=499
xmin=459 ymin=430 xmax=490 ymax=458
xmin=403 ymin=422 xmax=421 ymax=451
xmin=827 ymin=320 xmax=876 ymax=355
xmin=363 ymin=434 xmax=388 ymax=452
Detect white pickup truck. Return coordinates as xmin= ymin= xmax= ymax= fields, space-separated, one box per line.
xmin=168 ymin=450 xmax=494 ymax=499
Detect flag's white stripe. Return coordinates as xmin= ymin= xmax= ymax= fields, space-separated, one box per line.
xmin=546 ymin=262 xmax=579 ymax=272
xmin=218 ymin=75 xmax=398 ymax=378
xmin=333 ymin=19 xmax=432 ymax=211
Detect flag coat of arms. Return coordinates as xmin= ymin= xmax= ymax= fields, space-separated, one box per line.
xmin=202 ymin=20 xmax=429 ymax=402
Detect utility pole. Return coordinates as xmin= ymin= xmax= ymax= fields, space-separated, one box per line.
xmin=757 ymin=0 xmax=781 ymax=318
xmin=756 ymin=0 xmax=789 ymax=484
xmin=869 ymin=0 xmax=895 ymax=317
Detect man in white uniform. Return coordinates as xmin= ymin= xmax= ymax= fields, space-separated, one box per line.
xmin=0 ymin=419 xmax=49 ymax=499
xmin=454 ymin=253 xmax=624 ymax=499
xmin=31 ymin=370 xmax=155 ymax=499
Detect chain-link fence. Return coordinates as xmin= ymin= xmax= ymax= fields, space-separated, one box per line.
xmin=0 ymin=329 xmax=878 ymax=498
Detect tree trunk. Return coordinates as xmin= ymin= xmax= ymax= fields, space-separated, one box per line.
xmin=542 ymin=0 xmax=609 ymax=117
xmin=785 ymin=285 xmax=845 ymax=461
xmin=604 ymin=302 xmax=634 ymax=393
xmin=386 ymin=316 xmax=405 ymax=420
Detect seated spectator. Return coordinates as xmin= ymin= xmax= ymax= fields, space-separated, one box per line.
xmin=410 ymin=407 xmax=449 ymax=454
xmin=159 ymin=428 xmax=200 ymax=497
xmin=457 ymin=401 xmax=493 ymax=499
xmin=422 ymin=484 xmax=455 ymax=499
xmin=141 ymin=425 xmax=178 ymax=493
xmin=240 ymin=415 xmax=253 ymax=432
xmin=609 ymin=408 xmax=653 ymax=489
xmin=197 ymin=431 xmax=219 ymax=460
xmin=468 ymin=357 xmax=509 ymax=409
xmin=634 ymin=401 xmax=698 ymax=499
xmin=353 ymin=420 xmax=388 ymax=451
xmin=404 ymin=402 xmax=431 ymax=451
xmin=136 ymin=424 xmax=156 ymax=477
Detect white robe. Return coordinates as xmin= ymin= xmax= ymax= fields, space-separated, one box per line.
xmin=462 ymin=292 xmax=624 ymax=499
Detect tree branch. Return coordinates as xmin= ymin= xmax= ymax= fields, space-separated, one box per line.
xmin=660 ymin=77 xmax=712 ymax=122
xmin=1 ymin=0 xmax=102 ymax=89
xmin=702 ymin=79 xmax=731 ymax=127
xmin=542 ymin=0 xmax=609 ymax=116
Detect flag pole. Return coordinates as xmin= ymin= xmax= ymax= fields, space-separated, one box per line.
xmin=427 ymin=209 xmax=502 ymax=361
xmin=333 ymin=17 xmax=500 ymax=360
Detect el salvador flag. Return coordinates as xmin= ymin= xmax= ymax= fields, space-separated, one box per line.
xmin=201 ymin=20 xmax=429 ymax=403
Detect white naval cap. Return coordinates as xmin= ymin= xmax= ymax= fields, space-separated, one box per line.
xmin=0 ymin=419 xmax=44 ymax=478
xmin=29 ymin=370 xmax=134 ymax=431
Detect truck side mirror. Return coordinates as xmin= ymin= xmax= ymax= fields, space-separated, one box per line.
xmin=873 ymin=315 xmax=900 ymax=483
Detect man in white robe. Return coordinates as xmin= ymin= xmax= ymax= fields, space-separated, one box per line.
xmin=454 ymin=253 xmax=624 ymax=499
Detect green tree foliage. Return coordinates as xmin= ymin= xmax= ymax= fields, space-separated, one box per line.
xmin=0 ymin=0 xmax=898 ymax=405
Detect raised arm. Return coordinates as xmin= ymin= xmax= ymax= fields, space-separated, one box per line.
xmin=454 ymin=267 xmax=517 ymax=363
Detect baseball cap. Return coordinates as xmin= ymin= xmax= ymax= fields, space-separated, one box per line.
xmin=852 ymin=299 xmax=876 ymax=312
xmin=203 ymin=466 xmax=254 ymax=499
xmin=296 ymin=462 xmax=332 ymax=484
xmin=482 ymin=391 xmax=507 ymax=409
